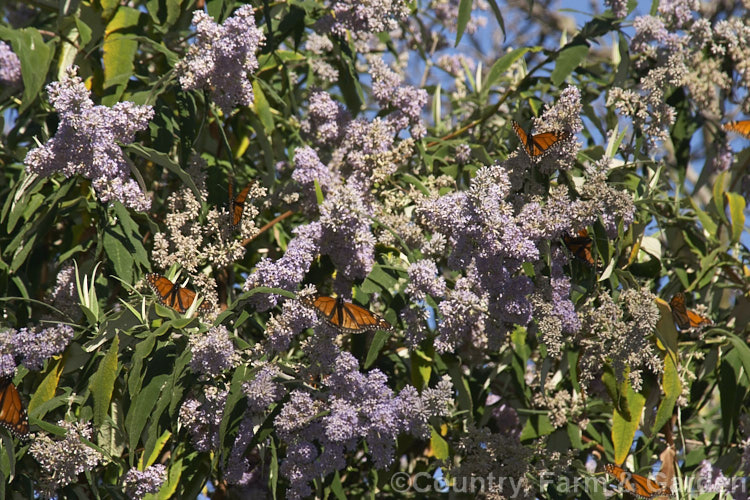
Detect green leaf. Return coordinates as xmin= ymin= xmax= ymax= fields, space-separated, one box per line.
xmin=551 ymin=44 xmax=589 ymax=86
xmin=0 ymin=26 xmax=55 ymax=114
xmin=652 ymin=352 xmax=680 ymax=435
xmin=103 ymin=7 xmax=141 ymax=103
xmin=430 ymin=426 xmax=449 ymax=460
xmin=125 ymin=144 xmax=201 ymax=199
xmin=520 ymin=414 xmax=554 ymax=440
xmin=484 ymin=48 xmax=529 ymax=96
xmin=455 ymin=0 xmax=474 ymax=46
xmin=89 ymin=334 xmax=120 ymax=428
xmin=126 ymin=373 xmax=169 ymax=455
xmin=103 ymin=228 xmax=134 ymax=284
xmin=364 ymin=330 xmax=390 ymax=369
xmin=410 ymin=348 xmax=433 ymax=391
xmin=253 ymin=80 xmax=274 ymax=133
xmin=330 ymin=471 xmax=347 ymax=500
xmin=29 ymin=358 xmax=64 ymax=416
xmin=724 ymin=192 xmax=746 ymax=244
xmin=725 ymin=333 xmax=750 ymax=385
xmin=611 ymin=379 xmax=645 ymax=466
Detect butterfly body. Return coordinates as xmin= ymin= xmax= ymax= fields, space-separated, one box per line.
xmin=229 ymin=180 xmax=251 ymax=229
xmin=0 ymin=377 xmax=29 ymax=439
xmin=303 ymin=295 xmax=393 ymax=333
xmin=146 ymin=273 xmax=212 ymax=314
xmin=605 ymin=464 xmax=672 ymax=499
xmin=669 ymin=292 xmax=710 ymax=329
xmin=512 ymin=120 xmax=570 ymax=159
xmin=563 ymin=229 xmax=595 ymax=266
xmin=723 ymin=119 xmax=750 ymax=138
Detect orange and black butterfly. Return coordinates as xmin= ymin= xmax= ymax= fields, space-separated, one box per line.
xmin=146 ymin=273 xmax=212 ymax=315
xmin=605 ymin=464 xmax=673 ymax=499
xmin=0 ymin=377 xmax=29 ymax=439
xmin=229 ymin=180 xmax=252 ymax=229
xmin=563 ymin=229 xmax=595 ymax=266
xmin=302 ymin=295 xmax=394 ymax=334
xmin=723 ymin=120 xmax=750 ymax=139
xmin=512 ymin=120 xmax=571 ymax=159
xmin=669 ymin=292 xmax=711 ymax=329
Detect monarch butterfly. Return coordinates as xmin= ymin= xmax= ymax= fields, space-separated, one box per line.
xmin=146 ymin=273 xmax=212 ymax=315
xmin=723 ymin=120 xmax=750 ymax=139
xmin=563 ymin=229 xmax=595 ymax=266
xmin=301 ymin=295 xmax=394 ymax=334
xmin=229 ymin=180 xmax=252 ymax=228
xmin=512 ymin=120 xmax=570 ymax=159
xmin=605 ymin=464 xmax=673 ymax=499
xmin=0 ymin=377 xmax=29 ymax=439
xmin=669 ymin=292 xmax=711 ymax=329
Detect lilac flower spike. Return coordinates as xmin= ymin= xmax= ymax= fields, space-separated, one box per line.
xmin=0 ymin=41 xmax=22 ymax=87
xmin=25 ymin=67 xmax=154 ymax=211
xmin=176 ymin=5 xmax=265 ymax=114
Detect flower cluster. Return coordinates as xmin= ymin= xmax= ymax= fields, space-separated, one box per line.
xmin=176 ymin=6 xmax=265 ymax=114
xmin=319 ymin=0 xmax=410 ymax=38
xmin=577 ymin=288 xmax=662 ymax=392
xmin=178 ymin=385 xmax=227 ymax=452
xmin=369 ymin=57 xmax=428 ymax=137
xmin=122 ymin=464 xmax=167 ymax=500
xmin=29 ymin=421 xmax=103 ymax=498
xmin=24 ymin=67 xmax=154 ymax=210
xmin=0 ymin=324 xmax=74 ymax=375
xmin=189 ymin=325 xmax=240 ymax=377
xmin=273 ymin=352 xmax=453 ymax=499
xmin=0 ymin=40 xmax=21 ymax=87
xmin=49 ymin=263 xmax=80 ymax=320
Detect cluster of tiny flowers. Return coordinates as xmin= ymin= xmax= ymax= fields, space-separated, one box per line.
xmin=532 ymin=379 xmax=586 ymax=429
xmin=305 ymin=34 xmax=339 ymax=82
xmin=122 ymin=464 xmax=167 ymax=500
xmin=49 ymin=263 xmax=80 ymax=320
xmin=244 ymin=223 xmax=322 ymax=311
xmin=29 ymin=420 xmax=103 ymax=499
xmin=318 ymin=184 xmax=376 ymax=285
xmin=369 ymin=57 xmax=428 ymax=138
xmin=224 ymin=415 xmax=263 ymax=485
xmin=176 ymin=6 xmax=265 ymax=114
xmin=0 ymin=41 xmax=21 ymax=86
xmin=0 ymin=328 xmax=15 ymax=376
xmin=263 ymin=289 xmax=319 ymax=351
xmin=178 ymin=385 xmax=227 ymax=452
xmin=606 ymin=0 xmax=628 ymax=18
xmin=580 ymin=158 xmax=636 ymax=238
xmin=450 ymin=424 xmax=533 ymax=499
xmin=406 ymin=259 xmax=446 ymax=301
xmin=319 ymin=0 xmax=409 ymax=38
xmin=436 ymin=54 xmax=476 ymax=77
xmin=577 ymin=288 xmax=662 ymax=393
xmin=430 ymin=0 xmax=488 ymax=35
xmin=243 ymin=363 xmax=286 ymax=412
xmin=291 ymin=146 xmax=338 ymax=212
xmin=695 ymin=460 xmax=747 ymax=497
xmin=9 ymin=324 xmax=74 ymax=371
xmin=300 ymin=91 xmax=351 ymax=147
xmin=24 ymin=67 xmax=154 ymax=211
xmin=188 ymin=325 xmax=239 ymax=377
xmin=529 ymin=86 xmax=582 ymax=173
xmin=273 ymin=352 xmax=453 ymax=499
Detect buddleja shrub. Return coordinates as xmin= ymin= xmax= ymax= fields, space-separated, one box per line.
xmin=0 ymin=0 xmax=749 ymax=498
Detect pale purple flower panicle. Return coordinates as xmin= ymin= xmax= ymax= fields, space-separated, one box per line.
xmin=369 ymin=58 xmax=428 ymax=137
xmin=300 ymin=91 xmax=351 ymax=147
xmin=0 ymin=41 xmax=22 ymax=87
xmin=274 ymin=352 xmax=453 ymax=499
xmin=176 ymin=5 xmax=265 ymax=114
xmin=697 ymin=460 xmax=731 ymax=493
xmin=244 ymin=223 xmax=322 ymax=311
xmin=606 ymin=0 xmax=628 ymax=18
xmin=243 ymin=364 xmax=286 ymax=412
xmin=188 ymin=325 xmax=239 ymax=377
xmin=30 ymin=421 xmax=103 ymax=499
xmin=13 ymin=324 xmax=74 ymax=370
xmin=292 ymin=146 xmax=337 ymax=212
xmin=321 ymin=0 xmax=409 ymax=38
xmin=50 ymin=263 xmax=80 ymax=320
xmin=406 ymin=259 xmax=446 ymax=301
xmin=178 ymin=386 xmax=227 ymax=452
xmin=318 ymin=185 xmax=376 ymax=283
xmin=122 ymin=464 xmax=167 ymax=500
xmin=224 ymin=416 xmax=263 ymax=485
xmin=24 ymin=67 xmax=154 ymax=211
xmin=264 ymin=290 xmax=318 ymax=351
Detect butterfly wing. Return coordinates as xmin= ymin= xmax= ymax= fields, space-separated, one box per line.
xmin=146 ymin=273 xmax=210 ymax=314
xmin=563 ymin=229 xmax=595 ymax=265
xmin=670 ymin=293 xmax=709 ymax=329
xmin=605 ymin=464 xmax=672 ymax=499
xmin=305 ymin=296 xmax=393 ymax=333
xmin=0 ymin=377 xmax=29 ymax=438
xmin=529 ymin=130 xmax=570 ymax=157
xmin=512 ymin=121 xmax=531 ymax=156
xmin=723 ymin=120 xmax=750 ymax=138
xmin=230 ymin=183 xmax=251 ymax=228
